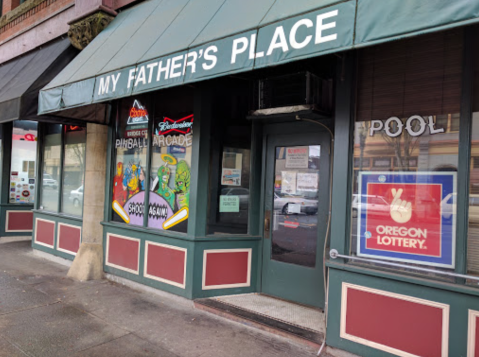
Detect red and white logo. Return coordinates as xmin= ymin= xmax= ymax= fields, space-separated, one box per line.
xmin=127 ymin=100 xmax=149 ymax=125
xmin=156 ymin=114 xmax=194 ymax=136
xmin=364 ymin=183 xmax=442 ymax=257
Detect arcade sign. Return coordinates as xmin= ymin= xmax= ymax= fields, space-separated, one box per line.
xmin=357 ymin=172 xmax=456 ymax=268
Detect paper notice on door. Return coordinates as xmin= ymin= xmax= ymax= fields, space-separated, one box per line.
xmin=281 ymin=171 xmax=297 ymax=194
xmin=221 ymin=168 xmax=241 ymax=186
xmin=219 ymin=195 xmax=240 ymax=212
xmin=285 ymin=147 xmax=309 ymax=169
xmin=297 ymin=173 xmax=319 ymax=192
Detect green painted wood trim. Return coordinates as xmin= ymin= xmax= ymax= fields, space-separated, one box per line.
xmin=104 ymin=105 xmax=117 ymax=222
xmin=191 ymin=239 xmax=260 ymax=299
xmin=31 ymin=211 xmax=83 ymax=261
xmin=57 ymin=124 xmax=65 ymax=213
xmin=1 ymin=122 xmax=12 ymax=205
xmin=249 ymin=122 xmax=263 ymax=236
xmin=329 ymin=53 xmax=356 ymax=256
xmin=31 ymin=209 xmax=83 ymax=223
xmin=250 ymin=122 xmax=264 ymax=291
xmin=102 ymin=224 xmax=195 ymax=299
xmin=455 ymin=27 xmax=475 ymax=275
xmin=0 ymin=123 xmax=4 ymax=205
xmin=143 ymin=97 xmax=153 ymax=227
xmin=101 ymin=221 xmax=261 ymax=243
xmin=188 ymin=84 xmax=212 ymax=238
xmin=327 ymin=261 xmax=479 ymax=298
xmin=34 ymin=122 xmax=44 ymax=209
xmin=326 ymin=268 xmax=478 ymax=357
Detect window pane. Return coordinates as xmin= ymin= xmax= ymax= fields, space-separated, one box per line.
xmin=148 ymin=88 xmax=194 ymax=233
xmin=351 ymin=30 xmax=462 ymax=272
xmin=41 ymin=124 xmax=62 ymax=211
xmin=272 ymin=146 xmax=320 ymax=267
xmin=10 ymin=121 xmax=38 ymax=204
xmin=61 ymin=126 xmax=86 ymax=216
xmin=111 ymin=99 xmax=148 ymax=226
xmin=207 ymin=83 xmax=252 ymax=235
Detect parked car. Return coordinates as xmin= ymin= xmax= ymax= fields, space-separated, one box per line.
xmin=274 ymin=192 xmax=318 ymax=215
xmin=351 ymin=194 xmax=389 ymax=218
xmin=69 ymin=186 xmax=84 ymax=207
xmin=221 ymin=187 xmax=249 ymax=210
xmin=43 ymin=173 xmax=58 ymax=189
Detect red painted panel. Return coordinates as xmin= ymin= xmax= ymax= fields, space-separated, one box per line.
xmin=7 ymin=211 xmax=33 ymax=231
xmin=205 ymin=251 xmax=249 ymax=286
xmin=475 ymin=316 xmax=479 ymax=357
xmin=107 ymin=235 xmax=139 ymax=272
xmin=36 ymin=220 xmax=54 ymax=246
xmin=58 ymin=225 xmax=81 ymax=254
xmin=146 ymin=244 xmax=185 ymax=285
xmin=345 ymin=288 xmax=443 ymax=357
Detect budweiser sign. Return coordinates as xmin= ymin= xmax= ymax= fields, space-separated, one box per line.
xmin=156 ymin=114 xmax=194 ymax=135
xmin=127 ymin=100 xmax=149 ymax=125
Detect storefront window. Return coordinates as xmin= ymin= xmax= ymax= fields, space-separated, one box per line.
xmin=40 ymin=124 xmax=61 ymax=212
xmin=9 ymin=121 xmax=38 ymax=204
xmin=148 ymin=103 xmax=193 ymax=233
xmin=111 ymin=90 xmax=195 ymax=233
xmin=207 ymin=83 xmax=252 ymax=235
xmin=111 ymin=99 xmax=148 ymax=226
xmin=61 ymin=126 xmax=86 ymax=216
xmin=351 ymin=30 xmax=462 ymax=271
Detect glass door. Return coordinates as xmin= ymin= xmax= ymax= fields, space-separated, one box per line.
xmin=262 ymin=131 xmax=330 ymax=308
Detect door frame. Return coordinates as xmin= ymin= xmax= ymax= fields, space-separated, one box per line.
xmin=257 ymin=120 xmax=332 ymax=308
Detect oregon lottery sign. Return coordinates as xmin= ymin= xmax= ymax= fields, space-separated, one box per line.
xmin=357 ymin=172 xmax=456 ymax=268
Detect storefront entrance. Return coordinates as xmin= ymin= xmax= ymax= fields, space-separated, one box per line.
xmin=261 ymin=124 xmax=330 ymax=308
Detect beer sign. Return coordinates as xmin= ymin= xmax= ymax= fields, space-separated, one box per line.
xmin=357 ymin=172 xmax=456 ymax=268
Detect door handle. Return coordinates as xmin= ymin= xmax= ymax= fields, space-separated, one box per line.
xmin=264 ymin=210 xmax=271 ymax=238
xmin=264 ymin=218 xmax=270 ymax=232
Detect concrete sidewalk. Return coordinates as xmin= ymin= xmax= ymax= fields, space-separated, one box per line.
xmin=0 ymin=239 xmax=323 ymax=357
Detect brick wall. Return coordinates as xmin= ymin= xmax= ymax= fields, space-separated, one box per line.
xmin=0 ymin=0 xmax=74 ymax=43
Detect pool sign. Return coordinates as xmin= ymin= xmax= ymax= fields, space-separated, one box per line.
xmin=357 ymin=172 xmax=456 ymax=268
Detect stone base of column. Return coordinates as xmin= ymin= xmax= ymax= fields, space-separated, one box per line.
xmin=67 ymin=243 xmax=103 ymax=281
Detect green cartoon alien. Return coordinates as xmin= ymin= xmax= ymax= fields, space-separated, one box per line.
xmin=157 ymin=165 xmax=175 ymax=209
xmin=175 ymin=160 xmax=190 ymax=209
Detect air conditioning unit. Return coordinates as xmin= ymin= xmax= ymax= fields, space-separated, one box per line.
xmin=251 ymin=71 xmax=333 ymax=117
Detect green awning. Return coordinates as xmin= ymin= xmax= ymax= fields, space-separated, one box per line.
xmin=0 ymin=38 xmax=76 ymax=122
xmin=39 ymin=0 xmax=479 ymax=114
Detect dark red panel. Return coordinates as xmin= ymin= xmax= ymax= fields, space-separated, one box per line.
xmin=146 ymin=244 xmax=185 ymax=285
xmin=475 ymin=316 xmax=479 ymax=357
xmin=205 ymin=251 xmax=249 ymax=287
xmin=58 ymin=225 xmax=81 ymax=254
xmin=7 ymin=211 xmax=33 ymax=231
xmin=107 ymin=235 xmax=139 ymax=272
xmin=345 ymin=287 xmax=443 ymax=357
xmin=35 ymin=220 xmax=54 ymax=247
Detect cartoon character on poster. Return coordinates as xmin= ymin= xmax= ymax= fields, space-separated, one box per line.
xmin=112 ymin=162 xmax=127 ymax=206
xmin=148 ymin=156 xmax=191 ymax=230
xmin=112 ymin=161 xmax=145 ymax=225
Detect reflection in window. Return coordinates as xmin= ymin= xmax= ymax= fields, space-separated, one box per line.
xmin=351 ymin=30 xmax=462 ymax=272
xmin=61 ymin=126 xmax=86 ymax=216
xmin=207 ymin=82 xmax=252 ymax=235
xmin=41 ymin=125 xmax=61 ymax=211
xmin=10 ymin=121 xmax=38 ymax=204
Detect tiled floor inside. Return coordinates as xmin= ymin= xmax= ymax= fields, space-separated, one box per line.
xmin=212 ymin=293 xmax=325 ymax=333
